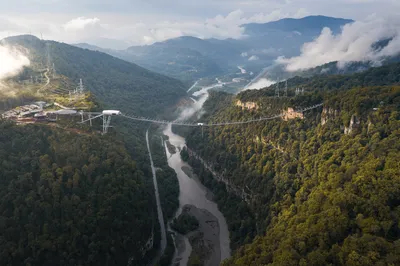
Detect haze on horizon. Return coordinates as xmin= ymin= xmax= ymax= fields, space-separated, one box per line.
xmin=1 ymin=0 xmax=399 ymax=49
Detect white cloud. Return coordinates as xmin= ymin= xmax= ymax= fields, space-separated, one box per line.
xmin=248 ymin=55 xmax=259 ymax=61
xmin=64 ymin=17 xmax=100 ymax=31
xmin=0 ymin=8 xmax=315 ymax=48
xmin=238 ymin=66 xmax=247 ymax=74
xmin=294 ymin=8 xmax=309 ymax=18
xmin=244 ymin=78 xmax=276 ymax=90
xmin=277 ymin=15 xmax=400 ymax=71
xmin=0 ymin=45 xmax=30 ymax=79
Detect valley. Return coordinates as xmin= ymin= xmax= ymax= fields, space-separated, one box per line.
xmin=1 ymin=9 xmax=400 ymax=266
xmin=163 ymin=124 xmax=231 ymax=266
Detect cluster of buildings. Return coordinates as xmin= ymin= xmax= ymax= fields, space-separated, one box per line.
xmin=2 ymin=102 xmax=49 ymax=118
xmin=1 ymin=101 xmax=55 ymax=123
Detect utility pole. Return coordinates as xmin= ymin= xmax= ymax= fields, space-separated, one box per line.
xmin=285 ymin=80 xmax=288 ymax=97
xmin=52 ymin=63 xmax=56 ymax=78
xmin=275 ymin=79 xmax=280 ymax=98
xmin=79 ymin=79 xmax=84 ymax=94
xmin=102 ymin=115 xmax=112 ymax=134
xmin=46 ymin=43 xmax=51 ymax=69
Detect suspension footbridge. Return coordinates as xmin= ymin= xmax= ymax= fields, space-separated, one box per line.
xmin=79 ymin=103 xmax=324 ymax=134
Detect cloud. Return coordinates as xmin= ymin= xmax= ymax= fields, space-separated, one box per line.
xmin=245 ymin=78 xmax=276 ymax=90
xmin=0 ymin=7 xmax=315 ymax=49
xmin=2 ymin=0 xmax=399 ymax=50
xmin=277 ymin=16 xmax=400 ymax=71
xmin=294 ymin=8 xmax=309 ymax=18
xmin=0 ymin=45 xmax=30 ymax=80
xmin=178 ymin=82 xmax=219 ymax=121
xmin=248 ymin=55 xmax=259 ymax=61
xmin=238 ymin=66 xmax=247 ymax=74
xmin=64 ymin=17 xmax=100 ymax=31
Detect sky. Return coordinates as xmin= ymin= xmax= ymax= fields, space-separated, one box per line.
xmin=1 ymin=0 xmax=399 ymax=49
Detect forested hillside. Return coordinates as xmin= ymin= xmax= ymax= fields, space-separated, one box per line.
xmin=247 ymin=62 xmax=400 ymax=101
xmin=1 ymin=35 xmax=188 ymax=265
xmin=0 ymin=121 xmax=156 ymax=266
xmin=4 ymin=35 xmax=187 ymax=118
xmin=182 ymin=68 xmax=400 ymax=265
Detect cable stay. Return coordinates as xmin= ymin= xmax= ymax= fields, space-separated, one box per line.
xmin=118 ymin=103 xmax=324 ymax=127
xmin=78 ymin=104 xmax=323 ymax=134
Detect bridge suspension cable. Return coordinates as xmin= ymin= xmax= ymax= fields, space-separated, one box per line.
xmin=119 ymin=103 xmax=324 ymax=127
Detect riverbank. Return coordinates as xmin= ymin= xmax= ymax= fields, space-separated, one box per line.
xmin=166 ymin=140 xmax=177 ymax=154
xmin=173 ymin=205 xmax=221 ymax=266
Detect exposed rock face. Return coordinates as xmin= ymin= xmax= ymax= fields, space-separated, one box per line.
xmin=282 ymin=107 xmax=304 ymax=121
xmin=236 ymin=100 xmax=259 ymax=110
xmin=368 ymin=121 xmax=373 ymax=134
xmin=344 ymin=114 xmax=360 ymax=135
xmin=321 ymin=107 xmax=339 ymax=125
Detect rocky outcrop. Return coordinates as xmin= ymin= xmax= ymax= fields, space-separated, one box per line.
xmin=368 ymin=121 xmax=373 ymax=134
xmin=236 ymin=100 xmax=259 ymax=110
xmin=321 ymin=107 xmax=339 ymax=125
xmin=344 ymin=114 xmax=360 ymax=135
xmin=282 ymin=107 xmax=304 ymax=121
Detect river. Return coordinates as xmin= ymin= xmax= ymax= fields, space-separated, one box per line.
xmin=147 ymin=80 xmax=231 ymax=265
xmin=163 ymin=123 xmax=231 ymax=265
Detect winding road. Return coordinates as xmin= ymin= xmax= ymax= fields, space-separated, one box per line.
xmin=37 ymin=68 xmax=50 ymax=94
xmin=145 ymin=130 xmax=167 ymax=260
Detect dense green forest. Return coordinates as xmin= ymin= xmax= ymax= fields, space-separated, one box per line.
xmin=183 ymin=81 xmax=400 ymax=265
xmin=1 ymin=35 xmax=187 ymax=265
xmin=147 ymin=128 xmax=180 ymax=266
xmin=171 ymin=211 xmax=199 ymax=235
xmin=0 ymin=121 xmax=157 ymax=266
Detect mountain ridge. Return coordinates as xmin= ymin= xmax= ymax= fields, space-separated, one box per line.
xmin=242 ymin=15 xmax=354 ymax=35
xmin=72 ymin=15 xmax=353 ymax=82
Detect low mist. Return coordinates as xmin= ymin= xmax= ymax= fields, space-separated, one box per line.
xmin=277 ymin=16 xmax=400 ymax=71
xmin=0 ymin=45 xmax=30 ymax=80
xmin=245 ymin=78 xmax=276 ymax=91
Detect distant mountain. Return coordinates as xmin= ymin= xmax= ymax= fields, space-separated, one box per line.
xmin=74 ymin=42 xmax=109 ymax=52
xmin=101 ymin=16 xmax=354 ymax=82
xmin=243 ymin=15 xmax=354 ymax=36
xmin=122 ymin=39 xmax=224 ymax=81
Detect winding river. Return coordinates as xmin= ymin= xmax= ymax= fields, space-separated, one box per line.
xmin=147 ymin=80 xmax=231 ymax=265
xmin=164 ymin=79 xmax=232 ymax=265
xmin=163 ymin=124 xmax=231 ymax=264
